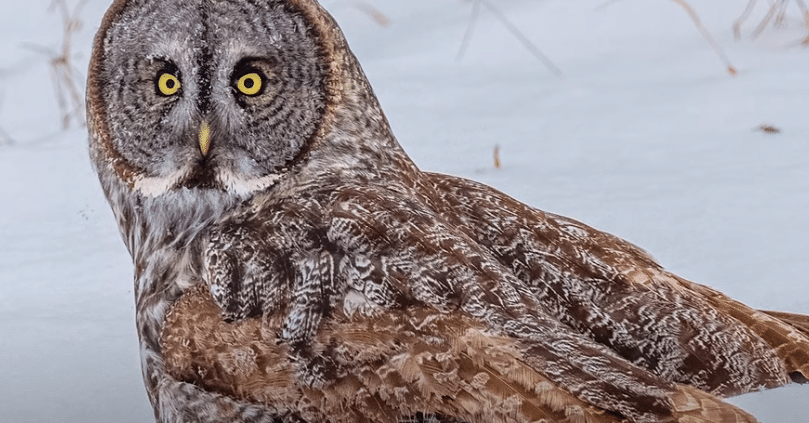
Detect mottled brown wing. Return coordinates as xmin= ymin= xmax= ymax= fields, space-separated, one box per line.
xmin=424 ymin=172 xmax=809 ymax=396
xmin=161 ymin=285 xmax=757 ymax=423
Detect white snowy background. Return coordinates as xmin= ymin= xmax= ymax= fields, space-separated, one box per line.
xmin=1 ymin=0 xmax=807 ymax=422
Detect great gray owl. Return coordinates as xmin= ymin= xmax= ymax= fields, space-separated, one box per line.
xmin=86 ymin=0 xmax=809 ymax=422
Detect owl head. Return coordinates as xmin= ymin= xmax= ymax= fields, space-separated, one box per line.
xmin=87 ymin=0 xmax=404 ymax=207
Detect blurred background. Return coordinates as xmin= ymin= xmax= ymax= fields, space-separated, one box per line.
xmin=0 ymin=1 xmax=807 ymax=421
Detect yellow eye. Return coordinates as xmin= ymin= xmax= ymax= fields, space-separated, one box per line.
xmin=237 ymin=73 xmax=262 ymax=96
xmin=157 ymin=73 xmax=181 ymax=96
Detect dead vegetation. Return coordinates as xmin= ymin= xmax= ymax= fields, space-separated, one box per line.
xmin=0 ymin=128 xmax=10 ymax=146
xmin=599 ymin=0 xmax=737 ymax=75
xmin=0 ymin=94 xmax=12 ymax=146
xmin=457 ymin=0 xmax=562 ymax=76
xmin=348 ymin=0 xmax=808 ymax=79
xmin=350 ymin=1 xmax=390 ymax=27
xmin=597 ymin=0 xmax=808 ymax=73
xmin=22 ymin=0 xmax=87 ymax=130
xmin=330 ymin=1 xmax=390 ymax=27
xmin=734 ymin=0 xmax=809 ymax=45
xmin=668 ymin=0 xmax=738 ymax=75
xmin=455 ymin=0 xmax=743 ymax=77
xmin=757 ymin=124 xmax=782 ymax=134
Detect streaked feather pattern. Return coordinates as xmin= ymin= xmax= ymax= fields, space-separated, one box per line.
xmin=161 ymin=180 xmax=807 ymax=423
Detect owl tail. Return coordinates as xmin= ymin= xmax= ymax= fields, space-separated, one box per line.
xmin=760 ymin=310 xmax=809 ymax=338
xmin=670 ymin=386 xmax=759 ymax=423
xmin=681 ymin=280 xmax=809 ymax=386
xmin=758 ymin=310 xmax=809 ymax=383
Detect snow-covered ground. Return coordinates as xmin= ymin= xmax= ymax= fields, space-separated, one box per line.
xmin=1 ymin=0 xmax=807 ymax=422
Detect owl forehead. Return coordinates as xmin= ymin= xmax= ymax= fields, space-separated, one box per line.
xmin=106 ymin=0 xmax=313 ymax=68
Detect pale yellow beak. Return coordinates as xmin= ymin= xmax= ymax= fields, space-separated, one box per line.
xmin=199 ymin=120 xmax=211 ymax=156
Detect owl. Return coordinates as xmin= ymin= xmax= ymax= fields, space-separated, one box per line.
xmin=86 ymin=0 xmax=809 ymax=422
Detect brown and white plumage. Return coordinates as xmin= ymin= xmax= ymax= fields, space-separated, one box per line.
xmin=85 ymin=0 xmax=809 ymax=422
xmin=159 ymin=175 xmax=807 ymax=423
xmin=163 ymin=285 xmax=759 ymax=423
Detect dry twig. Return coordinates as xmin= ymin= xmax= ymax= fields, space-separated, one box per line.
xmin=735 ymin=0 xmax=809 ymax=44
xmin=0 ymin=92 xmax=12 ymax=145
xmin=0 ymin=129 xmax=11 ymax=146
xmin=329 ymin=1 xmax=390 ymax=27
xmin=351 ymin=1 xmax=390 ymax=27
xmin=668 ymin=0 xmax=737 ymax=75
xmin=0 ymin=120 xmax=11 ymax=146
xmin=734 ymin=0 xmax=759 ymax=40
xmin=0 ymin=125 xmax=11 ymax=145
xmin=22 ymin=0 xmax=87 ymax=130
xmin=456 ymin=0 xmax=482 ymax=62
xmin=598 ymin=0 xmax=736 ymax=75
xmin=457 ymin=0 xmax=562 ymax=77
xmin=756 ymin=124 xmax=781 ymax=134
xmin=800 ymin=0 xmax=809 ymax=44
xmin=0 ymin=96 xmax=14 ymax=145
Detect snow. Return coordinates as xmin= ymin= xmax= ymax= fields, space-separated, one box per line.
xmin=1 ymin=0 xmax=807 ymax=421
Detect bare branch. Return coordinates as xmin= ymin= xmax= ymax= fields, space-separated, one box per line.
xmin=458 ymin=0 xmax=561 ymax=77
xmin=25 ymin=0 xmax=87 ymax=130
xmin=735 ymin=0 xmax=809 ymax=44
xmin=351 ymin=2 xmax=390 ymax=27
xmin=0 ymin=126 xmax=12 ymax=146
xmin=734 ymin=0 xmax=758 ymax=40
xmin=791 ymin=0 xmax=809 ymax=45
xmin=751 ymin=0 xmax=783 ymax=39
xmin=456 ymin=0 xmax=482 ymax=61
xmin=328 ymin=1 xmax=390 ymax=27
xmin=0 ymin=95 xmax=13 ymax=146
xmin=669 ymin=0 xmax=737 ymax=75
xmin=801 ymin=0 xmax=809 ymax=44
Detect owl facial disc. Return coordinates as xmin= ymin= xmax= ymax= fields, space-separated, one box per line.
xmin=90 ymin=0 xmax=330 ymax=199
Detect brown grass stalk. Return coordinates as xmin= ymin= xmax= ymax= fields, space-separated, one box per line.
xmin=23 ymin=0 xmax=87 ymax=130
xmin=0 ymin=95 xmax=12 ymax=146
xmin=668 ymin=0 xmax=737 ymax=75
xmin=735 ymin=0 xmax=809 ymax=44
xmin=457 ymin=0 xmax=562 ymax=77
xmin=329 ymin=1 xmax=390 ymax=27
xmin=351 ymin=2 xmax=390 ymax=27
xmin=597 ymin=0 xmax=736 ymax=75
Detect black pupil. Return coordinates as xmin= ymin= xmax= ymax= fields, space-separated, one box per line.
xmin=244 ymin=78 xmax=254 ymax=89
xmin=165 ymin=78 xmax=175 ymax=89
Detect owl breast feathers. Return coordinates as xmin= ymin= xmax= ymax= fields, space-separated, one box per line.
xmin=86 ymin=0 xmax=809 ymax=422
